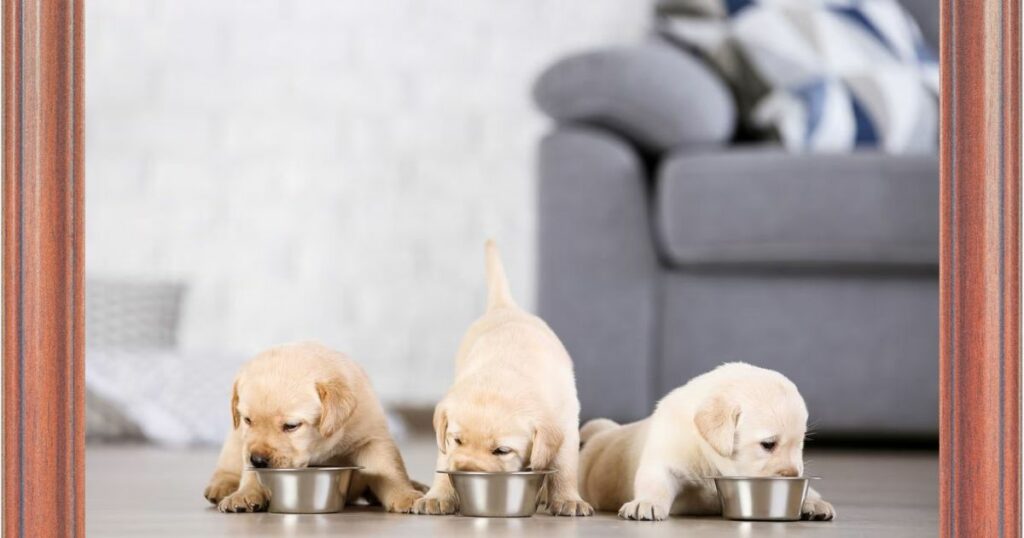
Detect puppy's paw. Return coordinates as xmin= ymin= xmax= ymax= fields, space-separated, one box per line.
xmin=383 ymin=488 xmax=423 ymax=513
xmin=801 ymin=497 xmax=836 ymax=521
xmin=203 ymin=472 xmax=239 ymax=505
xmin=412 ymin=494 xmax=458 ymax=515
xmin=549 ymin=497 xmax=594 ymax=517
xmin=618 ymin=499 xmax=668 ymax=521
xmin=217 ymin=488 xmax=268 ymax=513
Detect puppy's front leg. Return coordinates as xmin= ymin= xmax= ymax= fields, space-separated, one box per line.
xmin=353 ymin=439 xmax=423 ymax=513
xmin=412 ymin=452 xmax=459 ymax=515
xmin=618 ymin=462 xmax=679 ymax=521
xmin=204 ymin=428 xmax=242 ymax=504
xmin=217 ymin=469 xmax=269 ymax=513
xmin=546 ymin=425 xmax=593 ymax=516
xmin=216 ymin=440 xmax=269 ymax=513
xmin=802 ymin=487 xmax=836 ymax=521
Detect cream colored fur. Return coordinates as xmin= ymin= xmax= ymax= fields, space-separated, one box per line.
xmin=412 ymin=241 xmax=593 ymax=517
xmin=203 ymin=342 xmax=423 ymax=513
xmin=579 ymin=363 xmax=836 ymax=521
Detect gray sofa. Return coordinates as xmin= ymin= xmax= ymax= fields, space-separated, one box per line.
xmin=534 ymin=2 xmax=939 ymax=437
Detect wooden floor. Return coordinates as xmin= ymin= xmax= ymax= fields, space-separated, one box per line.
xmin=87 ymin=438 xmax=937 ymax=537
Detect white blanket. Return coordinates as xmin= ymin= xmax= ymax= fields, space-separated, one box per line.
xmin=86 ymin=348 xmax=245 ymax=446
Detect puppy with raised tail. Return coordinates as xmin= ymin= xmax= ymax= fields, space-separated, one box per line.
xmin=579 ymin=362 xmax=835 ymax=521
xmin=413 ymin=241 xmax=593 ymax=517
xmin=204 ymin=342 xmax=424 ymax=513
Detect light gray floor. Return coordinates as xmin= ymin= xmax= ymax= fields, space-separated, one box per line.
xmin=87 ymin=438 xmax=937 ymax=537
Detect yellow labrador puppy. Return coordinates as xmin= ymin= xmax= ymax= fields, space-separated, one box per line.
xmin=580 ymin=363 xmax=835 ymax=521
xmin=413 ymin=241 xmax=593 ymax=517
xmin=203 ymin=342 xmax=423 ymax=513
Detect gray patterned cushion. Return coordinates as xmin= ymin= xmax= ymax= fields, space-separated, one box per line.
xmin=86 ymin=278 xmax=184 ymax=349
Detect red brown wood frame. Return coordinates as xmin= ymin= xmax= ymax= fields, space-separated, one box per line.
xmin=0 ymin=0 xmax=1020 ymax=536
xmin=3 ymin=0 xmax=84 ymax=537
xmin=941 ymin=0 xmax=1021 ymax=536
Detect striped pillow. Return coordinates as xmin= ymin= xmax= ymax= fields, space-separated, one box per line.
xmin=659 ymin=0 xmax=938 ymax=153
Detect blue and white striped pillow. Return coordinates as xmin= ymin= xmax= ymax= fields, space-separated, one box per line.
xmin=660 ymin=0 xmax=938 ymax=153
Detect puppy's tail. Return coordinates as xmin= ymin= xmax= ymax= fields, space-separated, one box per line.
xmin=580 ymin=418 xmax=619 ymax=444
xmin=485 ymin=240 xmax=516 ymax=310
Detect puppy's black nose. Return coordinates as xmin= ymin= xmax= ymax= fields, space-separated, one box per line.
xmin=249 ymin=454 xmax=269 ymax=468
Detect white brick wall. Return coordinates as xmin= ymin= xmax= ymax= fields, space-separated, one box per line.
xmin=85 ymin=0 xmax=651 ymax=405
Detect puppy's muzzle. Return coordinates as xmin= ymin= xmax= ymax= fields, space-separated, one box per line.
xmin=450 ymin=459 xmax=487 ymax=472
xmin=249 ymin=453 xmax=270 ymax=468
xmin=449 ymin=455 xmax=505 ymax=473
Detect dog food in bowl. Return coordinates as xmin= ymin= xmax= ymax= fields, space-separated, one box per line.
xmin=252 ymin=466 xmax=361 ymax=514
xmin=439 ymin=470 xmax=554 ymax=517
xmin=713 ymin=476 xmax=817 ymax=521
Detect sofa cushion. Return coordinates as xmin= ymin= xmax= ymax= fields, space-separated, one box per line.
xmin=655 ymin=148 xmax=938 ymax=268
xmin=534 ymin=41 xmax=736 ymax=154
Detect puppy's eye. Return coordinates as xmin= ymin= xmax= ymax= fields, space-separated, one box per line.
xmin=492 ymin=446 xmax=512 ymax=456
xmin=243 ymin=417 xmax=252 ymax=426
xmin=282 ymin=423 xmax=301 ymax=433
xmin=760 ymin=440 xmax=777 ymax=452
xmin=453 ymin=438 xmax=463 ymax=446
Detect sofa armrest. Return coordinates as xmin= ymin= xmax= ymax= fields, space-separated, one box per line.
xmin=537 ymin=126 xmax=660 ymax=422
xmin=533 ymin=41 xmax=736 ymax=154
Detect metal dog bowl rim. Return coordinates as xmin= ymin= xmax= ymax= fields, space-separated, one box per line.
xmin=250 ymin=465 xmax=363 ymax=473
xmin=437 ymin=469 xmax=556 ymax=476
xmin=710 ymin=475 xmax=820 ymax=481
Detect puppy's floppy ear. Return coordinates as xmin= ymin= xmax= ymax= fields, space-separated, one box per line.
xmin=231 ymin=380 xmax=241 ymax=429
xmin=316 ymin=377 xmax=358 ymax=437
xmin=528 ymin=420 xmax=564 ymax=471
xmin=433 ymin=402 xmax=449 ymax=454
xmin=694 ymin=394 xmax=741 ymax=457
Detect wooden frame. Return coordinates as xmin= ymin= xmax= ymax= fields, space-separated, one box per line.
xmin=0 ymin=0 xmax=1019 ymax=537
xmin=940 ymin=0 xmax=1021 ymax=535
xmin=3 ymin=1 xmax=85 ymax=537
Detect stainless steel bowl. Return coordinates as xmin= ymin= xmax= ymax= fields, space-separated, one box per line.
xmin=252 ymin=466 xmax=361 ymax=514
xmin=440 ymin=470 xmax=554 ymax=517
xmin=712 ymin=476 xmax=815 ymax=521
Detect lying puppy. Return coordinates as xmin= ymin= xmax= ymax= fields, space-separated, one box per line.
xmin=579 ymin=362 xmax=835 ymax=521
xmin=413 ymin=241 xmax=593 ymax=517
xmin=203 ymin=342 xmax=423 ymax=513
